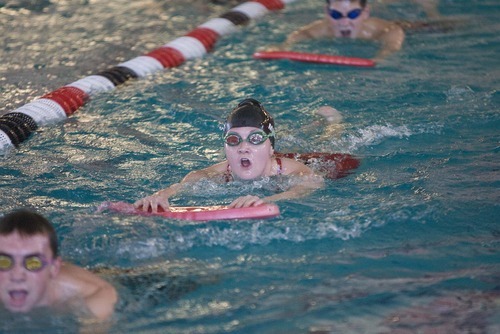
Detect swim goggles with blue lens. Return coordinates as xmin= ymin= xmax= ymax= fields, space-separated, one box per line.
xmin=224 ymin=130 xmax=272 ymax=146
xmin=0 ymin=253 xmax=51 ymax=272
xmin=328 ymin=8 xmax=363 ymax=20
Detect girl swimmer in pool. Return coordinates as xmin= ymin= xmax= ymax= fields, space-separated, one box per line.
xmin=134 ymin=98 xmax=324 ymax=212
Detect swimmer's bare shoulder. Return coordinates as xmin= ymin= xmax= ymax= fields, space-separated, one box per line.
xmin=53 ymin=262 xmax=117 ymax=320
xmin=360 ymin=17 xmax=403 ymax=39
xmin=286 ymin=18 xmax=335 ymax=45
xmin=280 ymin=157 xmax=315 ymax=176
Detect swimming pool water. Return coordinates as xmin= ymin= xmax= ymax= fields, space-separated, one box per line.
xmin=1 ymin=0 xmax=499 ymax=333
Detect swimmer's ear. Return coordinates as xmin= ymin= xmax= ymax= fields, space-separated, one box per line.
xmin=50 ymin=257 xmax=62 ymax=277
xmin=363 ymin=4 xmax=371 ymax=19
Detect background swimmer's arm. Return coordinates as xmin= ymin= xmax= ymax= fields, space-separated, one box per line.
xmin=412 ymin=0 xmax=441 ymax=19
xmin=58 ymin=262 xmax=117 ymax=321
xmin=373 ymin=23 xmax=405 ymax=62
xmin=277 ymin=20 xmax=331 ymax=50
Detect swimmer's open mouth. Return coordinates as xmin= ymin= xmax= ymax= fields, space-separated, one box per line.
xmin=240 ymin=158 xmax=251 ymax=168
xmin=9 ymin=290 xmax=28 ymax=305
xmin=340 ymin=30 xmax=351 ymax=37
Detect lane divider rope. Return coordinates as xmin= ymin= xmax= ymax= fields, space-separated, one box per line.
xmin=0 ymin=0 xmax=297 ymax=152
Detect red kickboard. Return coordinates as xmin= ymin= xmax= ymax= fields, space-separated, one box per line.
xmin=253 ymin=51 xmax=375 ymax=67
xmin=98 ymin=201 xmax=280 ymax=221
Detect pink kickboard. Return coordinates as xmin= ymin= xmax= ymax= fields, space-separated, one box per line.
xmin=98 ymin=201 xmax=280 ymax=221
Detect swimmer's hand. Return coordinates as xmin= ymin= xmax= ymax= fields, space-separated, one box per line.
xmin=371 ymin=57 xmax=383 ymax=65
xmin=260 ymin=43 xmax=289 ymax=52
xmin=228 ymin=195 xmax=267 ymax=208
xmin=316 ymin=106 xmax=343 ymax=124
xmin=133 ymin=195 xmax=170 ymax=213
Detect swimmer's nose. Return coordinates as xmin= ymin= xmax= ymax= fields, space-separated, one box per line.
xmin=9 ymin=264 xmax=27 ymax=282
xmin=338 ymin=19 xmax=350 ymax=27
xmin=238 ymin=141 xmax=251 ymax=153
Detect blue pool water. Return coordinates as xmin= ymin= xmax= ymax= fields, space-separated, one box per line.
xmin=1 ymin=0 xmax=499 ymax=333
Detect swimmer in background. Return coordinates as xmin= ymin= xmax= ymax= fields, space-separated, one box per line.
xmin=0 ymin=209 xmax=117 ymax=321
xmin=134 ymin=98 xmax=324 ymax=213
xmin=271 ymin=0 xmax=462 ymax=63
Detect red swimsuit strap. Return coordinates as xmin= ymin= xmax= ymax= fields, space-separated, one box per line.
xmin=225 ymin=156 xmax=282 ymax=182
xmin=275 ymin=157 xmax=282 ymax=175
xmin=224 ymin=164 xmax=232 ymax=183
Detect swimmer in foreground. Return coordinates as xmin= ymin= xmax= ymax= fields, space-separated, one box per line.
xmin=134 ymin=98 xmax=324 ymax=213
xmin=0 ymin=209 xmax=117 ymax=321
xmin=272 ymin=0 xmax=463 ymax=63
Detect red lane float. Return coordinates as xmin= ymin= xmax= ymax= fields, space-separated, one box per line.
xmin=253 ymin=51 xmax=375 ymax=67
xmin=41 ymin=86 xmax=89 ymax=116
xmin=98 ymin=201 xmax=280 ymax=221
xmin=275 ymin=152 xmax=360 ymax=179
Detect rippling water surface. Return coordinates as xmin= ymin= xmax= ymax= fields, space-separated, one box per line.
xmin=1 ymin=0 xmax=499 ymax=333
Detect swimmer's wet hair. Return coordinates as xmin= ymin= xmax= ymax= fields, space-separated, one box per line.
xmin=326 ymin=0 xmax=367 ymax=8
xmin=0 ymin=209 xmax=59 ymax=257
xmin=224 ymin=98 xmax=275 ymax=148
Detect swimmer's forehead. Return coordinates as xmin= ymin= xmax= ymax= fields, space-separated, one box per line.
xmin=0 ymin=232 xmax=52 ymax=257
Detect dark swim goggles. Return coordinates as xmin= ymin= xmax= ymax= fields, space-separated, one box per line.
xmin=224 ymin=130 xmax=271 ymax=146
xmin=0 ymin=254 xmax=50 ymax=272
xmin=328 ymin=8 xmax=363 ymax=20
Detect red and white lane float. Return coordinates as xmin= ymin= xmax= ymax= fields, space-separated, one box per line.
xmin=0 ymin=0 xmax=298 ymax=152
xmin=253 ymin=51 xmax=376 ymax=67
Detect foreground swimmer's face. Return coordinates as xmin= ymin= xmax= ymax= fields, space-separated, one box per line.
xmin=224 ymin=127 xmax=274 ymax=180
xmin=0 ymin=232 xmax=60 ymax=313
xmin=327 ymin=0 xmax=368 ymax=38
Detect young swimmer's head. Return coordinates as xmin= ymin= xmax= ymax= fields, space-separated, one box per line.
xmin=325 ymin=0 xmax=367 ymax=8
xmin=0 ymin=209 xmax=59 ymax=257
xmin=325 ymin=0 xmax=369 ymax=38
xmin=224 ymin=98 xmax=275 ymax=148
xmin=0 ymin=210 xmax=62 ymax=313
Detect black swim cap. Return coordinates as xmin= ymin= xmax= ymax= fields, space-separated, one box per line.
xmin=223 ymin=98 xmax=275 ymax=147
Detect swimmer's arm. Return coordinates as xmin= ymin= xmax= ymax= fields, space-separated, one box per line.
xmin=267 ymin=160 xmax=324 ymax=201
xmin=134 ymin=183 xmax=182 ymax=212
xmin=412 ymin=0 xmax=441 ymax=19
xmin=58 ymin=262 xmax=117 ymax=321
xmin=228 ymin=181 xmax=321 ymax=209
xmin=373 ymin=23 xmax=405 ymax=62
xmin=134 ymin=162 xmax=227 ymax=212
xmin=265 ymin=181 xmax=323 ymax=203
xmin=264 ymin=169 xmax=324 ymax=203
xmin=279 ymin=20 xmax=332 ymax=50
xmin=229 ymin=163 xmax=324 ymax=208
